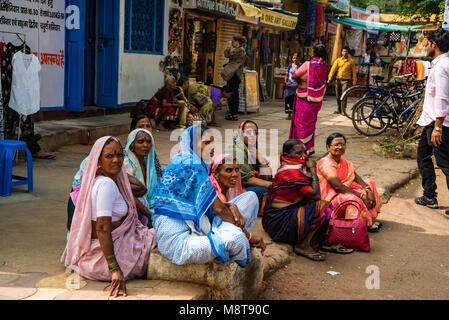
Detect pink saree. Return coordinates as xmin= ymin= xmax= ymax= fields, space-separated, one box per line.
xmin=61 ymin=136 xmax=157 ymax=281
xmin=317 ymin=155 xmax=381 ymax=227
xmin=289 ymin=58 xmax=328 ymax=156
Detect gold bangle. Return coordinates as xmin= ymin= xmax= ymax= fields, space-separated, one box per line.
xmin=248 ymin=232 xmax=253 ymax=241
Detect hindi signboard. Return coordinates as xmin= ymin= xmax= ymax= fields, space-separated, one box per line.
xmin=0 ymin=0 xmax=65 ymax=108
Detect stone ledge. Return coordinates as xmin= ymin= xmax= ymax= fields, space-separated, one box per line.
xmin=147 ymin=248 xmax=264 ymax=300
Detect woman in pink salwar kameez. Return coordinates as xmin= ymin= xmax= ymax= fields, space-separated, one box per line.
xmin=61 ymin=136 xmax=157 ymax=297
xmin=289 ymin=44 xmax=329 ymax=156
xmin=317 ymin=133 xmax=382 ymax=231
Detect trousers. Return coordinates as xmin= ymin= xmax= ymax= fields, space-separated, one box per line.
xmin=417 ymin=123 xmax=449 ymax=198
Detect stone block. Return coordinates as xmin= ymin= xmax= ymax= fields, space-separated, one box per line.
xmin=147 ymin=249 xmax=264 ymax=300
xmin=403 ymin=143 xmax=418 ymax=159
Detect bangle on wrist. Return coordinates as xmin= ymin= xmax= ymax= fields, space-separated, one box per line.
xmin=248 ymin=232 xmax=253 ymax=241
xmin=105 ymin=254 xmax=115 ymax=260
xmin=312 ymin=176 xmax=319 ymax=181
xmin=110 ymin=266 xmax=121 ymax=273
xmin=364 ymin=186 xmax=372 ymax=192
xmin=108 ymin=261 xmax=119 ymax=270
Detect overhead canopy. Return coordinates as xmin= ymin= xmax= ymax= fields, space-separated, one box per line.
xmin=331 ymin=17 xmax=425 ymax=31
xmin=225 ymin=0 xmax=262 ymax=17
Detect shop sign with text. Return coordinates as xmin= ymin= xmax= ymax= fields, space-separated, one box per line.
xmin=260 ymin=9 xmax=296 ymax=30
xmin=184 ymin=0 xmax=236 ymax=18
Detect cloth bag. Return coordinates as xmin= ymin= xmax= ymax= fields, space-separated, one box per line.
xmin=327 ymin=200 xmax=370 ymax=251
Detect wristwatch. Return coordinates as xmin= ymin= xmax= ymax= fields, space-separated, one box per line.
xmin=435 ymin=126 xmax=441 ymax=132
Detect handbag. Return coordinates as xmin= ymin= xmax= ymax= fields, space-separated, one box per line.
xmin=327 ymin=199 xmax=370 ymax=251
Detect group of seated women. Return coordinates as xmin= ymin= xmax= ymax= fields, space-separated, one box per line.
xmin=62 ymin=120 xmax=382 ymax=297
xmin=140 ymin=76 xmax=233 ymax=131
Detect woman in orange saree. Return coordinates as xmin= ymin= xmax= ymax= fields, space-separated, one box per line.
xmin=317 ymin=133 xmax=382 ymax=231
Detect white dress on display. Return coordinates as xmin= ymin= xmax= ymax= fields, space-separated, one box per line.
xmin=8 ymin=51 xmax=41 ymax=117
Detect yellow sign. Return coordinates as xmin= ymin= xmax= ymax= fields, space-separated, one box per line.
xmin=260 ymin=9 xmax=297 ymax=30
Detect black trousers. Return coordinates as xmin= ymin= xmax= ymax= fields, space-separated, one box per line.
xmin=417 ymin=123 xmax=449 ymax=198
xmin=227 ymin=74 xmax=241 ymax=116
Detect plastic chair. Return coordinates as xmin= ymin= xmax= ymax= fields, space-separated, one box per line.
xmin=0 ymin=140 xmax=33 ymax=197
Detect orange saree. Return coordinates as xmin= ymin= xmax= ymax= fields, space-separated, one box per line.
xmin=317 ymin=155 xmax=381 ymax=227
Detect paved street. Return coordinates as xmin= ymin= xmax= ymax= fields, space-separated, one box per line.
xmin=0 ymin=97 xmax=448 ymax=299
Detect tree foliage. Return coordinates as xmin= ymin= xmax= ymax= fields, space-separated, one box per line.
xmin=396 ymin=0 xmax=445 ymax=21
xmin=350 ymin=0 xmax=445 ymax=21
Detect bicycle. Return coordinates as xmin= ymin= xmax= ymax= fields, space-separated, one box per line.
xmin=340 ymin=73 xmax=416 ymax=120
xmin=351 ymin=79 xmax=425 ymax=136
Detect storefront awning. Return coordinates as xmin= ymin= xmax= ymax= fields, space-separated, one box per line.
xmin=330 ymin=17 xmax=425 ymax=31
xmin=224 ymin=0 xmax=261 ymax=17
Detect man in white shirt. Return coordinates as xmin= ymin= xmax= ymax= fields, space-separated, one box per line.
xmin=415 ymin=29 xmax=449 ymax=215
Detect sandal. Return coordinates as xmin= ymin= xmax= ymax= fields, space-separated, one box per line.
xmin=368 ymin=224 xmax=380 ymax=233
xmin=293 ymin=247 xmax=326 ymax=261
xmin=225 ymin=114 xmax=239 ymax=121
xmin=32 ymin=151 xmax=56 ymax=160
xmin=321 ymin=244 xmax=354 ymax=254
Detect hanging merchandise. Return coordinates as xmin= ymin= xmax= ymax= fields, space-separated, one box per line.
xmin=194 ymin=30 xmax=204 ymax=52
xmin=8 ymin=51 xmax=41 ymax=117
xmin=389 ymin=31 xmax=402 ymax=43
xmin=204 ymin=32 xmax=217 ymax=53
xmin=315 ymin=4 xmax=325 ymax=38
xmin=366 ymin=38 xmax=377 ymax=46
xmin=168 ymin=8 xmax=183 ymax=54
xmin=306 ymin=0 xmax=316 ymax=36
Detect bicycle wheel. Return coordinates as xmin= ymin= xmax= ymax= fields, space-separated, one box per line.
xmin=397 ymin=99 xmax=423 ymax=137
xmin=352 ymin=97 xmax=391 ymax=136
xmin=340 ymin=86 xmax=372 ymax=119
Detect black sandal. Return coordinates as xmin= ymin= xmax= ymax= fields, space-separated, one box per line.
xmin=225 ymin=114 xmax=239 ymax=121
xmin=321 ymin=244 xmax=354 ymax=254
xmin=293 ymin=246 xmax=326 ymax=261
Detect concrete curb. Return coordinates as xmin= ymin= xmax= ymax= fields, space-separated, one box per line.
xmin=378 ymin=168 xmax=420 ymax=204
xmin=36 ymin=120 xmax=130 ymax=152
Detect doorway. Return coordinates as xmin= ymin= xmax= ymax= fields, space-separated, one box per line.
xmin=65 ymin=0 xmax=119 ymax=111
xmin=84 ymin=0 xmax=96 ymax=106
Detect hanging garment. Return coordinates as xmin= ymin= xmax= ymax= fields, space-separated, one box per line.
xmin=397 ymin=59 xmax=417 ymax=77
xmin=8 ymin=51 xmax=41 ymax=116
xmin=415 ymin=60 xmax=425 ymax=80
xmin=2 ymin=43 xmax=41 ymax=154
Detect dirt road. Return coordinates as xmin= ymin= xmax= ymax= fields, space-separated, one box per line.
xmin=259 ymin=171 xmax=449 ymax=300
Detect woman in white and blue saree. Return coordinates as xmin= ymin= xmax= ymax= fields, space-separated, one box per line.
xmin=152 ymin=125 xmax=263 ymax=267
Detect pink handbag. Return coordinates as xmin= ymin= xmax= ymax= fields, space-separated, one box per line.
xmin=327 ymin=200 xmax=370 ymax=252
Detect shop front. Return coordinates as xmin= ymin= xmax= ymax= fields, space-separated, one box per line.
xmin=257 ymin=8 xmax=297 ymax=100
xmin=182 ymin=0 xmax=240 ymax=85
xmin=1 ymin=0 xmax=169 ymax=114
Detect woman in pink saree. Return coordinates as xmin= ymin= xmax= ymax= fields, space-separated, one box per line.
xmin=317 ymin=133 xmax=382 ymax=231
xmin=289 ymin=44 xmax=329 ymax=156
xmin=61 ymin=136 xmax=157 ymax=297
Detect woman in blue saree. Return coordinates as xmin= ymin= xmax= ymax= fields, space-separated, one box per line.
xmin=152 ymin=125 xmax=265 ymax=266
xmin=124 ymin=128 xmax=158 ymax=228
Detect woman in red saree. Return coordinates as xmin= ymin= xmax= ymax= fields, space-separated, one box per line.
xmin=317 ymin=133 xmax=382 ymax=231
xmin=262 ymin=140 xmax=339 ymax=261
xmin=147 ymin=76 xmax=182 ymax=130
xmin=289 ymin=44 xmax=328 ymax=156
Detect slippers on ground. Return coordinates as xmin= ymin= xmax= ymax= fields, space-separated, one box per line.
xmin=321 ymin=244 xmax=354 ymax=254
xmin=293 ymin=247 xmax=326 ymax=261
xmin=32 ymin=152 xmax=55 ymax=160
xmin=225 ymin=115 xmax=239 ymax=121
xmin=368 ymin=225 xmax=380 ymax=232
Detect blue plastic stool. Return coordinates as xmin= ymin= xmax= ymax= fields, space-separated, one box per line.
xmin=0 ymin=140 xmax=33 ymax=197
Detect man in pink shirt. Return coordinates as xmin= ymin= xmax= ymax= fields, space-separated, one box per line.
xmin=415 ymin=29 xmax=449 ymax=215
